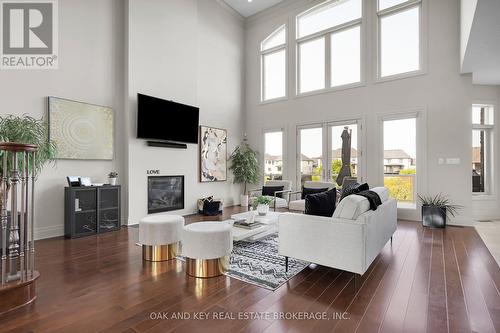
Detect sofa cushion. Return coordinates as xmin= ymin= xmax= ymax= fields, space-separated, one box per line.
xmin=302 ymin=187 xmax=329 ymax=200
xmin=333 ymin=194 xmax=370 ymax=220
xmin=370 ymin=187 xmax=389 ymax=203
xmin=262 ymin=185 xmax=284 ymax=198
xmin=305 ymin=188 xmax=337 ymax=217
xmin=289 ymin=199 xmax=305 ymax=211
xmin=340 ymin=182 xmax=369 ymax=201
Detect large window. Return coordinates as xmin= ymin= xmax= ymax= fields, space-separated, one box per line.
xmin=261 ymin=25 xmax=287 ymax=102
xmin=472 ymin=104 xmax=494 ymax=194
xmin=296 ymin=0 xmax=362 ymax=94
xmin=264 ymin=130 xmax=284 ymax=181
xmin=378 ymin=0 xmax=421 ymax=78
xmin=383 ymin=117 xmax=417 ymax=208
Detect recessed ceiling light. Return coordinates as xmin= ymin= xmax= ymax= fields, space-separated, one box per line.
xmin=248 ymin=0 xmax=252 ymax=2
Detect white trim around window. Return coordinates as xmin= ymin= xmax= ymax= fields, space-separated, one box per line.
xmin=375 ymin=0 xmax=427 ymax=82
xmin=262 ymin=127 xmax=287 ymax=181
xmin=260 ymin=25 xmax=288 ymax=103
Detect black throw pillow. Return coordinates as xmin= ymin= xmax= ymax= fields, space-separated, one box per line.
xmin=304 ymin=188 xmax=337 ymax=217
xmin=340 ymin=182 xmax=369 ymax=201
xmin=301 ymin=187 xmax=329 ymax=200
xmin=262 ymin=185 xmax=284 ymax=198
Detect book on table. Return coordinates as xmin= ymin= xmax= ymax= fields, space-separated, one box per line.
xmin=234 ymin=221 xmax=264 ymax=229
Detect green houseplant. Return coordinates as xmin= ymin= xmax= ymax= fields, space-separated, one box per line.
xmin=0 ymin=115 xmax=57 ymax=209
xmin=252 ymin=195 xmax=273 ymax=216
xmin=228 ymin=142 xmax=260 ymax=206
xmin=418 ymin=193 xmax=462 ymax=228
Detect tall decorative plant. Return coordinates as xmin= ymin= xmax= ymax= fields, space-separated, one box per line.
xmin=0 ymin=115 xmax=57 ymax=206
xmin=228 ymin=142 xmax=260 ymax=195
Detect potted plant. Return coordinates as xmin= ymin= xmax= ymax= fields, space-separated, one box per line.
xmin=108 ymin=171 xmax=118 ymax=185
xmin=418 ymin=193 xmax=462 ymax=228
xmin=228 ymin=142 xmax=260 ymax=206
xmin=252 ymin=195 xmax=273 ymax=216
xmin=0 ymin=115 xmax=57 ymax=211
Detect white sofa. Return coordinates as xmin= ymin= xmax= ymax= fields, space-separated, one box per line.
xmin=279 ymin=187 xmax=397 ymax=276
xmin=288 ymin=181 xmax=335 ymax=211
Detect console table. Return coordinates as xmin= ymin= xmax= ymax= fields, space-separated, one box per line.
xmin=64 ymin=185 xmax=121 ymax=238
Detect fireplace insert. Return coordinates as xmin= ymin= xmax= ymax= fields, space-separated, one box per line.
xmin=147 ymin=176 xmax=184 ymax=214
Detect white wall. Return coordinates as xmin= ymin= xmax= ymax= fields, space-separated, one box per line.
xmin=0 ymin=0 xmax=125 ymax=239
xmin=244 ymin=0 xmax=500 ymax=224
xmin=125 ymin=0 xmax=244 ymax=225
xmin=460 ymin=0 xmax=478 ymax=68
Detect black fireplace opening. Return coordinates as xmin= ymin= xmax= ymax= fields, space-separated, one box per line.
xmin=147 ymin=175 xmax=184 ymax=214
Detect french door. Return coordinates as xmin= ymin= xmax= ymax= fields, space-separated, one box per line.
xmin=297 ymin=119 xmax=363 ymax=187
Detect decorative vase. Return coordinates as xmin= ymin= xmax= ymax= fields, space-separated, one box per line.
xmin=422 ymin=205 xmax=446 ymax=228
xmin=257 ymin=204 xmax=269 ymax=216
xmin=109 ymin=177 xmax=117 ymax=186
xmin=240 ymin=194 xmax=249 ymax=207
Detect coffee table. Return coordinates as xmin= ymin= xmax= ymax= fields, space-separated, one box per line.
xmin=229 ymin=211 xmax=281 ymax=242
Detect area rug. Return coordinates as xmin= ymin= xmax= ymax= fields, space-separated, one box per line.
xmin=226 ymin=233 xmax=309 ymax=290
xmin=475 ymin=221 xmax=500 ymax=267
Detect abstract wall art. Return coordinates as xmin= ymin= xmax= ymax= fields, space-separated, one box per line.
xmin=200 ymin=126 xmax=227 ymax=182
xmin=48 ymin=96 xmax=114 ymax=160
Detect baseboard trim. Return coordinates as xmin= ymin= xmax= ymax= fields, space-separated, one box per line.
xmin=35 ymin=225 xmax=64 ymax=240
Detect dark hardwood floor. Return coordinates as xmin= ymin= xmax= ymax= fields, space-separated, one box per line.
xmin=0 ymin=206 xmax=499 ymax=332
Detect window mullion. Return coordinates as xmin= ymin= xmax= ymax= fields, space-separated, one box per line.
xmin=325 ymin=33 xmax=331 ymax=89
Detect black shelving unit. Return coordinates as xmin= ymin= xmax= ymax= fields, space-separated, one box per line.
xmin=64 ymin=185 xmax=121 ymax=239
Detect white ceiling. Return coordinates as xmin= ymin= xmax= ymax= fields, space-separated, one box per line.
xmin=462 ymin=0 xmax=500 ymax=85
xmin=223 ymin=0 xmax=284 ymax=17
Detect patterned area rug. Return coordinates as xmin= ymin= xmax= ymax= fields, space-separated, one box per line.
xmin=227 ymin=233 xmax=309 ymax=290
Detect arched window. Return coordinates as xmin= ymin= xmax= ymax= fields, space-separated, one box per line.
xmin=260 ymin=25 xmax=287 ymax=102
xmin=296 ymin=0 xmax=362 ymax=94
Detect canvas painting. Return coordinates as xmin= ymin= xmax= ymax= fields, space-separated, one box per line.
xmin=200 ymin=126 xmax=227 ymax=182
xmin=48 ymin=97 xmax=114 ymax=160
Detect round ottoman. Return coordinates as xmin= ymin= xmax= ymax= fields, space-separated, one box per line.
xmin=139 ymin=215 xmax=184 ymax=261
xmin=182 ymin=222 xmax=233 ymax=278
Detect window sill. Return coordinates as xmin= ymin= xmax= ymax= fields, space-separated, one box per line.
xmin=472 ymin=194 xmax=497 ymax=202
xmin=295 ymin=81 xmax=366 ymax=99
xmin=260 ymin=96 xmax=288 ymax=105
xmin=397 ymin=202 xmax=417 ymax=210
xmin=375 ymin=69 xmax=426 ymax=84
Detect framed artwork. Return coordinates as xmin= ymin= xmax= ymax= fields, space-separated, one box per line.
xmin=48 ymin=96 xmax=114 ymax=160
xmin=148 ymin=176 xmax=184 ymax=214
xmin=200 ymin=126 xmax=227 ymax=182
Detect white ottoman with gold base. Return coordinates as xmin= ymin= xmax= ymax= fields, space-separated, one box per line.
xmin=182 ymin=222 xmax=232 ymax=278
xmin=139 ymin=215 xmax=184 ymax=262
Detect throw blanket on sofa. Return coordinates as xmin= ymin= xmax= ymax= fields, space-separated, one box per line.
xmin=356 ymin=190 xmax=382 ymax=210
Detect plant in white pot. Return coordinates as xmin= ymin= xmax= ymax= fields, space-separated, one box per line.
xmin=108 ymin=171 xmax=118 ymax=186
xmin=228 ymin=142 xmax=260 ymax=207
xmin=252 ymin=195 xmax=273 ymax=216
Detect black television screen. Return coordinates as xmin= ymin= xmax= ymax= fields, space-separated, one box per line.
xmin=137 ymin=93 xmax=199 ymax=144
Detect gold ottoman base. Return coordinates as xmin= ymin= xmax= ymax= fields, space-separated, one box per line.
xmin=186 ymin=256 xmax=229 ymax=278
xmin=142 ymin=243 xmax=178 ymax=262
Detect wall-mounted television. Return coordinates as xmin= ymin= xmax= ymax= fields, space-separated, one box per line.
xmin=137 ymin=93 xmax=199 ymax=144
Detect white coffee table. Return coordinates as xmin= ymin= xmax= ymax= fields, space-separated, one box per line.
xmin=229 ymin=211 xmax=281 ymax=242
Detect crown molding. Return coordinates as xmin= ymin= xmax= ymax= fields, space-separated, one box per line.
xmin=215 ymin=0 xmax=245 ymax=23
xmin=244 ymin=0 xmax=321 ymax=27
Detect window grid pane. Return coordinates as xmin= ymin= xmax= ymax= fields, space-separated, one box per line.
xmin=263 ymin=49 xmax=286 ymax=101
xmin=261 ymin=26 xmax=286 ymax=51
xmin=330 ymin=25 xmax=361 ymax=87
xmin=264 ymin=131 xmax=283 ymax=181
xmin=383 ymin=118 xmax=417 ymax=207
xmin=380 ymin=6 xmax=420 ymax=77
xmin=297 ymin=0 xmax=362 ymax=38
xmin=299 ymin=37 xmax=325 ymax=93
